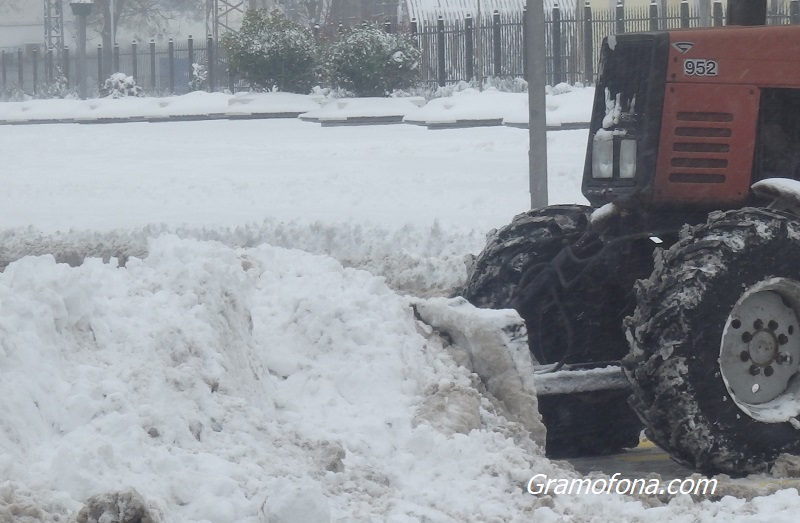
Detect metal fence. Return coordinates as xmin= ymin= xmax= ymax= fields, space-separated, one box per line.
xmin=3 ymin=0 xmax=800 ymax=97
xmin=1 ymin=35 xmax=229 ymax=97
xmin=412 ymin=0 xmax=800 ymax=86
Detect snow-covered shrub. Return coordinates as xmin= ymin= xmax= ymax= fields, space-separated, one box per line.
xmin=36 ymin=67 xmax=75 ymax=99
xmin=483 ymin=75 xmax=528 ymax=93
xmin=325 ymin=24 xmax=421 ymax=96
xmin=189 ymin=62 xmax=208 ymax=91
xmin=101 ymin=72 xmax=144 ymax=98
xmin=221 ymin=10 xmax=317 ymax=93
xmin=0 ymin=88 xmax=30 ymax=102
xmin=547 ymin=82 xmax=573 ymax=95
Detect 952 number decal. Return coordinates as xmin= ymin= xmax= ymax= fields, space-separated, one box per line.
xmin=684 ymin=58 xmax=718 ymax=76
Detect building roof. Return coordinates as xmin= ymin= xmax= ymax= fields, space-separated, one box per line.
xmin=405 ymin=0 xmax=577 ymax=24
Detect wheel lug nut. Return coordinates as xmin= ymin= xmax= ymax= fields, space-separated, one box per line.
xmin=769 ymin=320 xmax=779 ymax=331
xmin=765 ymin=366 xmax=775 ymax=377
xmin=732 ymin=319 xmax=742 ymax=329
xmin=742 ymin=332 xmax=753 ymax=343
xmin=755 ymin=319 xmax=764 ymax=330
xmin=777 ymin=352 xmax=792 ymax=365
xmin=749 ymin=365 xmax=761 ymax=376
xmin=740 ymin=350 xmax=751 ymax=362
xmin=779 ymin=334 xmax=789 ymax=345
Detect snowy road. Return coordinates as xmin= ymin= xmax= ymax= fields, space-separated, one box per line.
xmin=1 ymin=119 xmax=588 ymax=232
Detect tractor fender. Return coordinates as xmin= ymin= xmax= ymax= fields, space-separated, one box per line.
xmin=752 ymin=178 xmax=800 ymax=214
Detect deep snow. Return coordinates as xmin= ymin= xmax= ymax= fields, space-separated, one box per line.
xmin=2 ymin=93 xmax=800 ymax=522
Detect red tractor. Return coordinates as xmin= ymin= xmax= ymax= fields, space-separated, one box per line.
xmin=464 ymin=2 xmax=800 ymax=476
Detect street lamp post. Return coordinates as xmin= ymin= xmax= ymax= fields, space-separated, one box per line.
xmin=526 ymin=0 xmax=548 ymax=209
xmin=70 ymin=1 xmax=94 ymax=99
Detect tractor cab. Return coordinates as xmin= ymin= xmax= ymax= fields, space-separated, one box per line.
xmin=583 ymin=25 xmax=800 ymax=214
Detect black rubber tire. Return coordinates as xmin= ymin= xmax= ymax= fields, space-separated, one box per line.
xmin=625 ymin=207 xmax=800 ymax=476
xmin=464 ymin=205 xmax=593 ymax=310
xmin=464 ymin=205 xmax=642 ymax=457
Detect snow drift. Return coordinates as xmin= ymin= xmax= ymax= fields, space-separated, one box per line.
xmin=0 ymin=236 xmax=554 ymax=522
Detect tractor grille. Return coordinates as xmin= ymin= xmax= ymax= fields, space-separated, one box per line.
xmin=668 ymin=111 xmax=733 ymax=184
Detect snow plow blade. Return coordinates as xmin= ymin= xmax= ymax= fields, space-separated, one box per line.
xmin=532 ymin=363 xmax=630 ymax=396
xmin=411 ymin=297 xmax=631 ymax=398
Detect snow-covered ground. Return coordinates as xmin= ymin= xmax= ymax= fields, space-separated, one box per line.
xmin=0 ymin=85 xmax=595 ymax=127
xmin=2 ymin=94 xmax=800 ymax=523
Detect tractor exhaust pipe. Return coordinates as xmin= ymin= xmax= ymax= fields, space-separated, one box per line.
xmin=727 ymin=0 xmax=767 ymax=25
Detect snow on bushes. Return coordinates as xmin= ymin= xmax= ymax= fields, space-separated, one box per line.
xmin=100 ymin=73 xmax=144 ymax=98
xmin=325 ymin=24 xmax=421 ymax=96
xmin=189 ymin=63 xmax=208 ymax=91
xmin=222 ymin=10 xmax=317 ymax=93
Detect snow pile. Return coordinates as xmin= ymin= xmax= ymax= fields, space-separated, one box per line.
xmin=403 ymin=85 xmax=594 ymax=126
xmin=0 ymin=87 xmax=593 ymax=125
xmin=299 ymin=97 xmax=426 ymax=121
xmin=0 ymin=236 xmax=554 ymax=522
xmin=0 ymin=91 xmax=321 ymax=122
xmin=0 ymin=220 xmax=486 ymax=298
xmin=404 ymin=88 xmax=526 ymax=124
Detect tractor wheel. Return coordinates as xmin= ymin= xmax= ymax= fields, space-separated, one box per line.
xmin=625 ymin=208 xmax=800 ymax=476
xmin=464 ymin=205 xmax=642 ymax=457
xmin=464 ymin=205 xmax=593 ymax=309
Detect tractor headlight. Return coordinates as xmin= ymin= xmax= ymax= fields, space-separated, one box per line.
xmin=592 ymin=133 xmax=614 ymax=179
xmin=619 ymin=139 xmax=637 ymax=179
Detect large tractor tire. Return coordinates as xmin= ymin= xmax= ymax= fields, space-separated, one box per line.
xmin=464 ymin=205 xmax=642 ymax=457
xmin=625 ymin=208 xmax=800 ymax=476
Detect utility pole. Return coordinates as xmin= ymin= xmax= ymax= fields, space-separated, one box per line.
xmin=208 ymin=0 xmax=247 ymax=41
xmin=526 ymin=0 xmax=548 ymax=209
xmin=727 ymin=0 xmax=766 ymax=24
xmin=44 ymin=0 xmax=66 ymax=66
xmin=70 ymin=1 xmax=94 ymax=99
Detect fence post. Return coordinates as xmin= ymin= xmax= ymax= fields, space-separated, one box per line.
xmin=168 ymin=38 xmax=175 ymax=93
xmin=32 ymin=46 xmax=38 ymax=94
xmin=713 ymin=0 xmax=724 ymax=25
xmin=681 ymin=0 xmax=690 ymax=27
xmin=583 ymin=2 xmax=593 ymax=84
xmin=615 ymin=1 xmax=625 ymax=33
xmin=113 ymin=42 xmax=120 ymax=72
xmin=188 ymin=35 xmax=194 ymax=85
xmin=150 ymin=39 xmax=156 ymax=91
xmin=552 ymin=5 xmax=562 ymax=85
xmin=411 ymin=18 xmax=420 ymax=52
xmin=466 ymin=14 xmax=475 ymax=81
xmin=97 ymin=43 xmax=103 ymax=89
xmin=492 ymin=10 xmax=502 ymax=77
xmin=63 ymin=46 xmax=70 ymax=86
xmin=437 ymin=16 xmax=446 ymax=86
xmin=521 ymin=9 xmax=527 ymax=81
xmin=792 ymin=0 xmax=799 ymax=24
xmin=207 ymin=34 xmax=215 ymax=92
xmin=1 ymin=50 xmax=6 ymax=90
xmin=17 ymin=48 xmax=23 ymax=89
xmin=384 ymin=19 xmax=392 ymax=33
xmin=649 ymin=0 xmax=659 ymax=30
xmin=46 ymin=47 xmax=53 ymax=83
xmin=131 ymin=40 xmax=138 ymax=81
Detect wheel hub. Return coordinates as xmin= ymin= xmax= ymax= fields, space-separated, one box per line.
xmin=720 ymin=279 xmax=800 ymax=420
xmin=748 ymin=329 xmax=779 ymax=365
